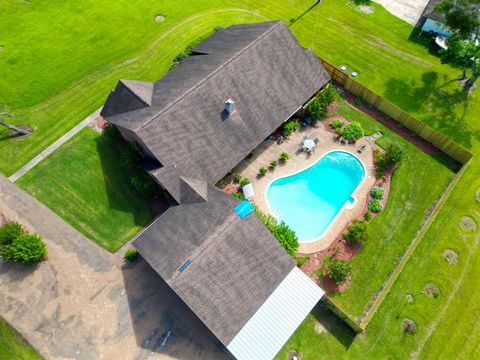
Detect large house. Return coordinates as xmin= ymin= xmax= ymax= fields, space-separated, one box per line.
xmin=101 ymin=21 xmax=330 ymax=360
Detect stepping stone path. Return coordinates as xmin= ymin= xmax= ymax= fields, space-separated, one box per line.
xmin=364 ymin=131 xmax=383 ymax=144
xmin=443 ymin=249 xmax=458 ymax=264
xmin=460 ymin=216 xmax=477 ymax=231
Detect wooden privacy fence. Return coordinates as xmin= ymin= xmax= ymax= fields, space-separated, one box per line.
xmin=320 ymin=60 xmax=473 ymax=165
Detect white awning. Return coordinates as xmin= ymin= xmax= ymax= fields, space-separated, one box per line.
xmin=227 ymin=267 xmax=324 ymax=360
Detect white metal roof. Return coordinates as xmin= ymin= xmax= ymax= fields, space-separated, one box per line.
xmin=227 ymin=266 xmax=324 ymax=360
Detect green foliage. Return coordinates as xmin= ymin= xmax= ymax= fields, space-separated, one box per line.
xmin=103 ymin=124 xmax=124 ymax=144
xmin=370 ymin=186 xmax=385 ymax=200
xmin=239 ymin=177 xmax=250 ymax=187
xmin=354 ymin=96 xmax=364 ymax=105
xmin=331 ymin=119 xmax=344 ymax=130
xmin=121 ymin=142 xmax=144 ymax=168
xmin=130 ymin=169 xmax=160 ymax=199
xmin=281 ymin=119 xmax=301 ymax=137
xmin=232 ymin=192 xmax=246 ymax=201
xmin=169 ymin=34 xmax=211 ymax=70
xmin=305 ymin=98 xmax=325 ymax=121
xmin=255 ymin=208 xmax=299 ymax=257
xmin=364 ymin=211 xmax=372 ymax=222
xmin=368 ymin=199 xmax=383 ymax=213
xmin=341 ymin=121 xmax=364 ymax=141
xmin=279 ymin=152 xmax=289 ymax=162
xmin=233 ymin=174 xmax=242 ymax=183
xmin=318 ymin=83 xmax=337 ymax=107
xmin=296 ymin=255 xmax=310 ymax=268
xmin=216 ymin=178 xmax=226 ymax=188
xmin=435 ymin=0 xmax=479 ymax=39
xmin=259 ymin=167 xmax=268 ymax=175
xmin=0 ymin=222 xmax=25 ymax=246
xmin=306 ymin=84 xmax=337 ymax=121
xmin=1 ymin=234 xmax=47 ymax=263
xmin=327 ymin=258 xmax=352 ymax=284
xmin=385 ymin=144 xmax=404 ymax=168
xmin=342 ymin=219 xmax=368 ymax=245
xmin=124 ymin=249 xmax=140 ymax=262
xmin=270 ymin=160 xmax=278 ymax=168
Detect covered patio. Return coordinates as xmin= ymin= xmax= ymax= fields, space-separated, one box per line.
xmin=232 ymin=119 xmax=377 ymax=253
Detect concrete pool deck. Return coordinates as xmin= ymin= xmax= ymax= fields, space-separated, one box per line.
xmin=234 ymin=121 xmax=377 ymax=254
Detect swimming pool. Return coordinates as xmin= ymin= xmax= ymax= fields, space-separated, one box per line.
xmin=266 ymin=150 xmax=366 ymax=243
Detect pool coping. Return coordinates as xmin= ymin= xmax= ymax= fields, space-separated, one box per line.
xmin=264 ymin=149 xmax=367 ymax=244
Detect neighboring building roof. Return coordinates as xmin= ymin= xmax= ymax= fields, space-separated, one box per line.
xmin=227 ymin=267 xmax=325 ymax=360
xmin=102 ymin=21 xmax=328 ymax=359
xmin=103 ymin=21 xmax=330 ymax=200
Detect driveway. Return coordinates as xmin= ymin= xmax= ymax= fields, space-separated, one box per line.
xmin=373 ymin=0 xmax=429 ymax=25
xmin=0 ymin=175 xmax=228 ymax=360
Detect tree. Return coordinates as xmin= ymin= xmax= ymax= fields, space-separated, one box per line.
xmin=0 ymin=109 xmax=30 ymax=136
xmin=435 ymin=0 xmax=480 ymax=90
xmin=384 ymin=144 xmax=404 ymax=169
xmin=341 ymin=122 xmax=364 ymax=141
xmin=435 ymin=0 xmax=479 ymax=40
xmin=327 ymin=258 xmax=352 ymax=283
xmin=342 ymin=220 xmax=368 ymax=245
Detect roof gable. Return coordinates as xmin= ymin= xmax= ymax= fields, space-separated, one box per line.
xmin=101 ymin=80 xmax=153 ymax=117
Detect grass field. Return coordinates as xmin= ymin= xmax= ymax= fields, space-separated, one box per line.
xmin=0 ymin=318 xmax=41 ymax=360
xmin=2 ymin=0 xmax=480 ymax=358
xmin=17 ymin=128 xmax=153 ymax=252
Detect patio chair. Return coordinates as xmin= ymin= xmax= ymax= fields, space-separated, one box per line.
xmin=357 ymin=145 xmax=366 ymax=154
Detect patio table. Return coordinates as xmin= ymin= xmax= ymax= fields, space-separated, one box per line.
xmin=303 ymin=138 xmax=315 ymax=151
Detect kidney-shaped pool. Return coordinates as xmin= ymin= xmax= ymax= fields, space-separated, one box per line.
xmin=266 ymin=150 xmax=366 ymax=243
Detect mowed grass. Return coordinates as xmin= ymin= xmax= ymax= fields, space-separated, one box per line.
xmin=0 ymin=318 xmax=41 ymax=360
xmin=325 ymin=100 xmax=455 ymax=317
xmin=17 ymin=128 xmax=153 ymax=252
xmin=3 ymin=0 xmax=480 ymax=358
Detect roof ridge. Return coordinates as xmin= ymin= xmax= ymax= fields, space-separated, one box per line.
xmin=140 ymin=21 xmax=284 ymax=129
xmin=119 ymin=79 xmax=151 ymax=106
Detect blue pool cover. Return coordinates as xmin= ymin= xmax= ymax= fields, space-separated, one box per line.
xmin=234 ymin=200 xmax=254 ymax=219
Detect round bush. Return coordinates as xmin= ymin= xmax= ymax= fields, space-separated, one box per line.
xmin=1 ymin=233 xmax=47 ymax=263
xmin=124 ymin=249 xmax=140 ymax=262
xmin=259 ymin=167 xmax=268 ymax=175
xmin=270 ymin=160 xmax=278 ymax=168
xmin=331 ymin=119 xmax=344 ymax=130
xmin=239 ymin=177 xmax=250 ymax=187
xmin=341 ymin=122 xmax=364 ymax=141
xmin=368 ymin=199 xmax=383 ymax=213
xmin=342 ymin=219 xmax=368 ymax=245
xmin=328 ymin=259 xmax=351 ymax=284
xmin=370 ymin=187 xmax=384 ymax=200
xmin=0 ymin=222 xmax=25 ymax=246
xmin=279 ymin=152 xmax=289 ymax=162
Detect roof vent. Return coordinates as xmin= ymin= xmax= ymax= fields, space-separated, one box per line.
xmin=225 ymin=98 xmax=235 ymax=114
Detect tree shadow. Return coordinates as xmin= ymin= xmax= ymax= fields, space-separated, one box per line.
xmin=121 ymin=257 xmax=230 ymax=359
xmin=289 ymin=1 xmax=320 ymax=26
xmin=94 ymin=133 xmax=154 ymax=227
xmin=383 ymin=71 xmax=479 ymax=149
xmin=311 ymin=302 xmax=356 ymax=349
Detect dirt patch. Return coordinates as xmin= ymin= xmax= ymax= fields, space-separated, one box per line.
xmin=325 ymin=101 xmax=339 ymax=114
xmin=11 ymin=125 xmax=33 ymax=140
xmin=359 ymin=5 xmax=374 ymax=14
xmin=443 ymin=249 xmax=458 ymax=264
xmin=287 ymin=350 xmax=303 ymax=360
xmin=460 ymin=216 xmax=477 ymax=231
xmin=424 ymin=283 xmax=440 ymax=298
xmin=154 ymin=14 xmax=165 ymax=22
xmin=321 ymin=272 xmax=351 ymax=293
xmin=402 ymin=319 xmax=417 ymax=334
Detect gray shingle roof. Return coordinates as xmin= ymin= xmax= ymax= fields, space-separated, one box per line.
xmin=422 ymin=0 xmax=444 ymax=21
xmin=134 ymin=185 xmax=295 ymax=344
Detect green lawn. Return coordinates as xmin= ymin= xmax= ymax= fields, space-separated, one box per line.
xmin=324 ymin=100 xmax=455 ymax=317
xmin=0 ymin=318 xmax=41 ymax=360
xmin=17 ymin=128 xmax=153 ymax=252
xmin=3 ymin=0 xmax=480 ymax=358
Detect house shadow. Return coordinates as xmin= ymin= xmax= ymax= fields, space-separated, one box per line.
xmin=121 ymin=257 xmax=231 ymax=359
xmin=94 ymin=133 xmax=154 ymax=227
xmin=311 ymin=302 xmax=356 ymax=350
xmin=383 ymin=71 xmax=479 ymax=150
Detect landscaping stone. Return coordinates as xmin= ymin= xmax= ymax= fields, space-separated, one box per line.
xmin=460 ymin=216 xmax=477 ymax=231
xmin=402 ymin=319 xmax=417 ymax=334
xmin=406 ymin=294 xmax=414 ymax=303
xmin=154 ymin=14 xmax=165 ymax=22
xmin=287 ymin=350 xmax=303 ymax=360
xmin=359 ymin=5 xmax=374 ymax=14
xmin=443 ymin=249 xmax=458 ymax=264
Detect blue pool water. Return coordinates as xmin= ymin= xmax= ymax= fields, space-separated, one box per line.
xmin=266 ymin=151 xmax=365 ymax=242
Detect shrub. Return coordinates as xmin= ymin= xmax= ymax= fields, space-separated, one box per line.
xmin=1 ymin=234 xmax=47 ymax=263
xmin=0 ymin=222 xmax=25 ymax=246
xmin=233 ymin=174 xmax=242 ymax=183
xmin=122 ymin=142 xmax=144 ymax=168
xmin=216 ymin=178 xmax=226 ymax=188
xmin=239 ymin=177 xmax=250 ymax=187
xmin=232 ymin=192 xmax=246 ymax=201
xmin=402 ymin=319 xmax=417 ymax=335
xmin=384 ymin=144 xmax=403 ymax=169
xmin=270 ymin=160 xmax=278 ymax=169
xmin=354 ymin=96 xmax=364 ymax=105
xmin=259 ymin=167 xmax=268 ymax=175
xmin=255 ymin=209 xmax=299 ymax=257
xmin=327 ymin=259 xmax=351 ymax=284
xmin=124 ymin=249 xmax=140 ymax=262
xmin=130 ymin=170 xmax=160 ymax=199
xmin=296 ymin=256 xmax=310 ymax=268
xmin=305 ymin=98 xmax=324 ymax=121
xmin=368 ymin=199 xmax=383 ymax=213
xmin=331 ymin=119 xmax=344 ymax=130
xmin=364 ymin=211 xmax=372 ymax=222
xmin=317 ymin=84 xmax=337 ymax=108
xmin=279 ymin=152 xmax=289 ymax=162
xmin=370 ymin=186 xmax=384 ymax=200
xmin=281 ymin=119 xmax=301 ymax=137
xmin=342 ymin=219 xmax=368 ymax=245
xmin=341 ymin=122 xmax=364 ymax=141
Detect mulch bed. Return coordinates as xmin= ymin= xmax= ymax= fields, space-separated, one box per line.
xmin=343 ymin=92 xmax=440 ymax=155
